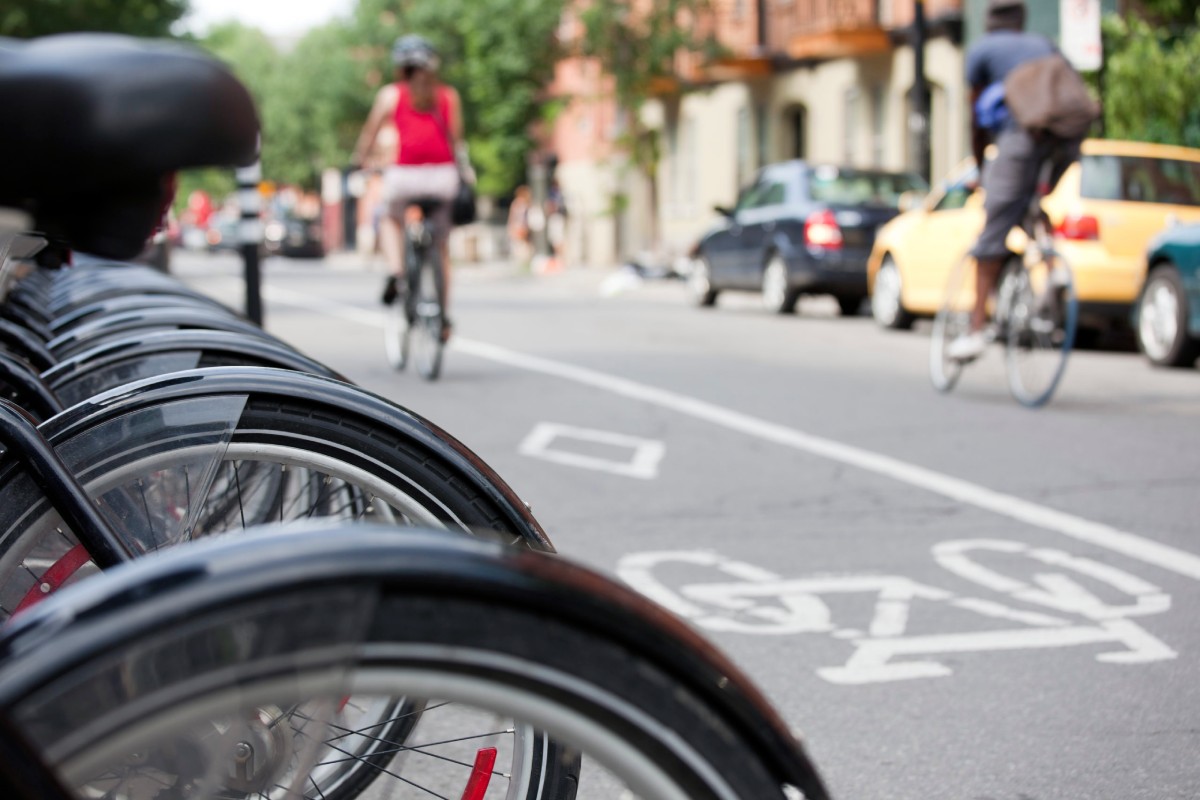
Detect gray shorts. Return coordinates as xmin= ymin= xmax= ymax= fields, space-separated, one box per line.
xmin=972 ymin=127 xmax=1079 ymax=260
xmin=382 ymin=164 xmax=458 ymax=247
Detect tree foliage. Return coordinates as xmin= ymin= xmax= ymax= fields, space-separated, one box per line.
xmin=0 ymin=0 xmax=190 ymax=38
xmin=1102 ymin=13 xmax=1200 ymax=148
xmin=577 ymin=0 xmax=717 ymax=127
xmin=1132 ymin=0 xmax=1200 ymax=27
xmin=575 ymin=0 xmax=720 ymax=249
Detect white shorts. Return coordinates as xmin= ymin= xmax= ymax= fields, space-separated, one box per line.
xmin=381 ymin=163 xmax=459 ymax=218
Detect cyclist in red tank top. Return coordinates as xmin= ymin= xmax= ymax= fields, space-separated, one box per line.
xmin=353 ymin=35 xmax=471 ymax=336
xmin=393 ymin=83 xmax=455 ymax=166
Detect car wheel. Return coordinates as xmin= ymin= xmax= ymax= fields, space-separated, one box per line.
xmin=761 ymin=254 xmax=797 ymax=314
xmin=836 ymin=295 xmax=864 ymax=316
xmin=871 ymin=255 xmax=914 ymax=330
xmin=1137 ymin=265 xmax=1200 ymax=368
xmin=688 ymin=256 xmax=719 ymax=307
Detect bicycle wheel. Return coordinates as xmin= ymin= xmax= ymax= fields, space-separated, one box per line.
xmin=382 ymin=295 xmax=411 ymax=370
xmin=0 ymin=526 xmax=830 ymax=800
xmin=929 ymin=254 xmax=976 ymax=393
xmin=411 ymin=252 xmax=445 ymax=381
xmin=0 ymin=371 xmax=561 ymax=798
xmin=0 ymin=367 xmax=553 ymax=623
xmin=44 ymin=329 xmax=342 ymax=408
xmin=1005 ymin=248 xmax=1077 ymax=408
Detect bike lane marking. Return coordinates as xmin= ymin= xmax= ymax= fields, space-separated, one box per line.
xmin=261 ymin=287 xmax=1200 ymax=582
xmin=617 ymin=544 xmax=1177 ymax=684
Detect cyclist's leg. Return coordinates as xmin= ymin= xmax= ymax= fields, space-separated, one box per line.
xmin=378 ymin=167 xmax=408 ymax=305
xmin=971 ymin=256 xmax=1005 ymax=331
xmin=950 ymin=127 xmax=1040 ymax=361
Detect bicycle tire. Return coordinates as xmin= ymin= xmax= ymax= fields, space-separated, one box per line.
xmin=409 ymin=243 xmax=445 ymax=381
xmin=0 ymin=367 xmax=553 ymax=621
xmin=43 ymin=329 xmax=343 ymax=407
xmin=0 ymin=525 xmax=830 ymax=800
xmin=1004 ymin=247 xmax=1077 ymax=408
xmin=929 ymin=254 xmax=975 ymax=393
xmin=0 ymin=369 xmax=560 ymax=798
xmin=45 ymin=307 xmax=277 ymax=361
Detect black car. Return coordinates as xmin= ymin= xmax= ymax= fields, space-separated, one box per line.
xmin=689 ymin=161 xmax=927 ymax=314
xmin=264 ymin=214 xmax=325 ymax=259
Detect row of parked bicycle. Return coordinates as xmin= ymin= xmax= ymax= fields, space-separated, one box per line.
xmin=0 ymin=33 xmax=831 ymax=800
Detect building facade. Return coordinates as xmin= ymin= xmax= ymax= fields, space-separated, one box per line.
xmin=547 ymin=1 xmax=978 ymax=268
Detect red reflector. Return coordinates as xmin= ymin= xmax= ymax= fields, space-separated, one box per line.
xmin=804 ymin=210 xmax=843 ymax=249
xmin=1055 ymin=214 xmax=1100 ymax=241
xmin=460 ymin=747 xmax=498 ymax=800
xmin=14 ymin=543 xmax=91 ymax=614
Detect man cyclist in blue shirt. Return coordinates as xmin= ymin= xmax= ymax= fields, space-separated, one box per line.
xmin=948 ymin=0 xmax=1080 ymax=361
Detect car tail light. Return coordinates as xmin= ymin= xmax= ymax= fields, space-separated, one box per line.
xmin=1055 ymin=213 xmax=1100 ymax=241
xmin=804 ymin=210 xmax=843 ymax=250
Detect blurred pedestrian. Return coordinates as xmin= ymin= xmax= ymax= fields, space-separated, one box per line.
xmin=508 ymin=185 xmax=533 ymax=267
xmin=545 ymin=179 xmax=567 ymax=271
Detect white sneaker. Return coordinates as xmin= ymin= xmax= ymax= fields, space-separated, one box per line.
xmin=946 ymin=330 xmax=989 ymax=362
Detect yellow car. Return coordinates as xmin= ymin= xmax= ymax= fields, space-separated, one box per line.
xmin=867 ymin=139 xmax=1200 ymax=333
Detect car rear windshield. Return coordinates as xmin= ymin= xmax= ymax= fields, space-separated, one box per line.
xmin=1080 ymin=154 xmax=1200 ymax=206
xmin=807 ymin=167 xmax=928 ymax=208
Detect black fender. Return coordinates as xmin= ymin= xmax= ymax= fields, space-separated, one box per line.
xmin=41 ymin=329 xmax=343 ymax=388
xmin=45 ymin=308 xmax=275 ymax=359
xmin=0 ymin=525 xmax=829 ymax=799
xmin=48 ymin=292 xmax=230 ymax=334
xmin=37 ymin=366 xmax=551 ymax=551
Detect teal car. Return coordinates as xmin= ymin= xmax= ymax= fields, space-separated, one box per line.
xmin=1137 ymin=223 xmax=1200 ymax=367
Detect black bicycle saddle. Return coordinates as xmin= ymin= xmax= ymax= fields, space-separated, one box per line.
xmin=0 ymin=34 xmax=260 ymax=258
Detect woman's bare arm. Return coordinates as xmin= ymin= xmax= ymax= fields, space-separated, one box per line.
xmin=352 ymin=84 xmax=399 ymax=166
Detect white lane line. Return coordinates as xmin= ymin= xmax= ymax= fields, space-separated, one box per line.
xmin=263 ymin=286 xmax=1200 ymax=582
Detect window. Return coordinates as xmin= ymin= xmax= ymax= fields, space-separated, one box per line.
xmin=1081 ymin=155 xmax=1200 ymax=206
xmin=871 ymin=86 xmax=886 ymax=167
xmin=756 ymin=103 xmax=770 ymax=168
xmin=737 ymin=107 xmax=754 ymax=189
xmin=735 ymin=178 xmax=786 ymax=211
xmin=808 ymin=166 xmax=929 ymax=209
xmin=785 ymin=105 xmax=807 ymax=160
xmin=844 ymin=88 xmax=860 ymax=164
xmin=932 ymin=165 xmax=979 ymax=212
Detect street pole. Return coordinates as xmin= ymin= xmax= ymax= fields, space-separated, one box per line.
xmin=236 ymin=161 xmax=263 ymax=325
xmin=911 ymin=0 xmax=932 ymax=185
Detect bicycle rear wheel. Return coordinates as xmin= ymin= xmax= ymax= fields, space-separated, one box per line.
xmin=411 ymin=254 xmax=445 ymax=381
xmin=0 ymin=526 xmax=829 ymax=800
xmin=929 ymin=254 xmax=976 ymax=393
xmin=1005 ymin=249 xmax=1077 ymax=408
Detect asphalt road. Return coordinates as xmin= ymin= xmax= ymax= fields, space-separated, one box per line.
xmin=176 ymin=249 xmax=1200 ymax=800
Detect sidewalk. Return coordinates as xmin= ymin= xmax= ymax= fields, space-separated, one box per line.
xmin=321 ymin=248 xmax=633 ymax=294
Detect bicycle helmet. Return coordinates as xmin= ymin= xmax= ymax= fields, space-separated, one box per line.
xmin=391 ymin=35 xmax=439 ymax=71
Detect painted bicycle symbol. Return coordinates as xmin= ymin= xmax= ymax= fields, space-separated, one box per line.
xmin=618 ymin=539 xmax=1176 ymax=684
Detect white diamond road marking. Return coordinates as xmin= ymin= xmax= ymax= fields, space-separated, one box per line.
xmin=518 ymin=423 xmax=665 ymax=480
